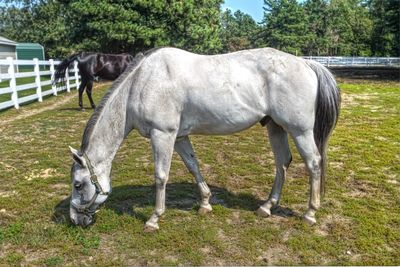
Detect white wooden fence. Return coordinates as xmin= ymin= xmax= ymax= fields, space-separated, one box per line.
xmin=0 ymin=57 xmax=80 ymax=110
xmin=302 ymin=56 xmax=400 ymax=67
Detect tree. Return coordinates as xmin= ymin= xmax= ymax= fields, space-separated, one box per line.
xmin=369 ymin=0 xmax=400 ymax=56
xmin=0 ymin=0 xmax=223 ymax=57
xmin=325 ymin=0 xmax=372 ymax=56
xmin=303 ymin=0 xmax=330 ymax=55
xmin=259 ymin=0 xmax=311 ymax=55
xmin=0 ymin=0 xmax=73 ymax=58
xmin=220 ymin=9 xmax=261 ymax=52
xmin=163 ymin=0 xmax=223 ymax=54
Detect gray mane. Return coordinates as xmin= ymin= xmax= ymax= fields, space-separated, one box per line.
xmin=80 ymin=48 xmax=161 ymax=152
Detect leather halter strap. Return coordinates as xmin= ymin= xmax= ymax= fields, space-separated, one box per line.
xmin=82 ymin=153 xmax=108 ymax=195
xmin=70 ymin=153 xmax=109 ymax=215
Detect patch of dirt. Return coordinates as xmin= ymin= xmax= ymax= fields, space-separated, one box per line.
xmin=24 ymin=168 xmax=58 ymax=181
xmin=330 ymin=161 xmax=344 ymax=170
xmin=216 ymin=151 xmax=230 ymax=164
xmin=341 ymin=93 xmax=356 ymax=107
xmin=0 ymin=208 xmax=17 ymax=219
xmin=346 ymin=179 xmax=375 ymax=198
xmin=225 ymin=210 xmax=241 ymax=225
xmin=0 ymin=190 xmax=18 ymax=198
xmin=288 ymin=162 xmax=308 ymax=178
xmin=257 ymin=245 xmax=300 ymax=265
xmin=315 ymin=214 xmax=353 ymax=237
xmin=0 ymin=161 xmax=16 ymax=171
xmin=374 ymin=136 xmax=388 ymax=142
xmin=341 ymin=92 xmax=378 ymax=108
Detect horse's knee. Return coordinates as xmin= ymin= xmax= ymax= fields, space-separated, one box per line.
xmin=306 ymin=155 xmax=321 ymax=175
xmin=155 ymin=172 xmax=168 ymax=186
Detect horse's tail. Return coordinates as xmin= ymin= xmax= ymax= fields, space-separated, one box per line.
xmin=53 ymin=53 xmax=80 ymax=85
xmin=306 ymin=60 xmax=341 ymax=196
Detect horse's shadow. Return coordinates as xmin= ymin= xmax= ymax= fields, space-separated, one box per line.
xmin=52 ymin=182 xmax=297 ymax=225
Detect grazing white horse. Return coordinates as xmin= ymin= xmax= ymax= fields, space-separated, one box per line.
xmin=68 ymin=47 xmax=340 ymax=231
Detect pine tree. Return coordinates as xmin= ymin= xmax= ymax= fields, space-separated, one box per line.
xmin=259 ymin=0 xmax=311 ymax=55
xmin=220 ymin=9 xmax=261 ymax=52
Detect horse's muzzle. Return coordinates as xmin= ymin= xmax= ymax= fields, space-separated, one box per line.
xmin=70 ymin=206 xmax=95 ymax=227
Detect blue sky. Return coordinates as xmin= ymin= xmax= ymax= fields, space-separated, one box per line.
xmin=222 ymin=0 xmax=304 ymax=23
xmin=221 ymin=0 xmax=265 ymax=23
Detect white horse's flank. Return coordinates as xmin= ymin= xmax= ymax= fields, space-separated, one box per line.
xmin=69 ymin=47 xmax=340 ymax=230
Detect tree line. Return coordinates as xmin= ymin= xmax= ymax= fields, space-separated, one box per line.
xmin=0 ymin=0 xmax=398 ymax=59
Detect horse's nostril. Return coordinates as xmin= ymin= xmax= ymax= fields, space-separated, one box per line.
xmin=83 ymin=215 xmax=93 ymax=227
xmin=70 ymin=215 xmax=78 ymax=225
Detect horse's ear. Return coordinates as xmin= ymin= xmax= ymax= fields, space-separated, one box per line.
xmin=69 ymin=146 xmax=86 ymax=167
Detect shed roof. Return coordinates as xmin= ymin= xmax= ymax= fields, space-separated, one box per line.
xmin=16 ymin=43 xmax=44 ymax=50
xmin=0 ymin=36 xmax=17 ymax=46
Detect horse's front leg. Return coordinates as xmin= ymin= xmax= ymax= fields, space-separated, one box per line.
xmin=144 ymin=129 xmax=176 ymax=232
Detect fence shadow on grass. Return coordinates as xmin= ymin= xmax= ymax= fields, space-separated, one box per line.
xmin=57 ymin=106 xmax=94 ymax=111
xmin=52 ymin=182 xmax=297 ymax=225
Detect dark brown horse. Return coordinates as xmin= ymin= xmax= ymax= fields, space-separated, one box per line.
xmin=53 ymin=52 xmax=134 ymax=109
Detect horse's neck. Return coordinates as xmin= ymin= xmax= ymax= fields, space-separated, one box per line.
xmin=83 ymin=81 xmax=132 ymax=170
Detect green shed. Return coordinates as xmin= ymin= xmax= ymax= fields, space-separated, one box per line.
xmin=16 ymin=43 xmax=45 ymax=70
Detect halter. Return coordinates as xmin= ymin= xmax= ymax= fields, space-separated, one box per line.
xmin=70 ymin=153 xmax=109 ymax=215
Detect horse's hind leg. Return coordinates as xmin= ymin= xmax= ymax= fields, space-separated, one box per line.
xmin=174 ymin=136 xmax=212 ymax=214
xmin=257 ymin=121 xmax=292 ymax=217
xmin=291 ymin=129 xmax=322 ymax=225
xmin=78 ymin=79 xmax=87 ymax=110
xmin=85 ymin=80 xmax=96 ymax=109
xmin=144 ymin=129 xmax=177 ymax=232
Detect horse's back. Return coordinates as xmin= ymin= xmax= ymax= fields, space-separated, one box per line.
xmin=131 ymin=48 xmax=318 ymax=136
xmin=77 ymin=53 xmax=133 ymax=80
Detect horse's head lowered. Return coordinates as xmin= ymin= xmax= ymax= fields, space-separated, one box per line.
xmin=69 ymin=146 xmax=110 ymax=227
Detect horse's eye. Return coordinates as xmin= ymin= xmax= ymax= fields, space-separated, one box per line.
xmin=74 ymin=182 xmax=83 ymax=190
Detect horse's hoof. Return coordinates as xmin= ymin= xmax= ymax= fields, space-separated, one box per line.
xmin=256 ymin=206 xmax=271 ymax=217
xmin=80 ymin=108 xmax=85 ymax=111
xmin=91 ymin=106 xmax=96 ymax=109
xmin=303 ymin=214 xmax=317 ymax=225
xmin=198 ymin=205 xmax=212 ymax=215
xmin=144 ymin=224 xmax=159 ymax=233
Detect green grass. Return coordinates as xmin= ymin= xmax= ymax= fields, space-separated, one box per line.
xmin=0 ymin=79 xmax=399 ymax=265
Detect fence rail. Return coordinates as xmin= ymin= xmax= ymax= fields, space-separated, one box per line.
xmin=0 ymin=57 xmax=80 ymax=111
xmin=302 ymin=56 xmax=400 ymax=67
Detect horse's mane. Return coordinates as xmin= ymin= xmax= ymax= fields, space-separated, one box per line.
xmin=80 ymin=48 xmax=162 ymax=152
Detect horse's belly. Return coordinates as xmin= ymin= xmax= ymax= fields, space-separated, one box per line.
xmin=178 ymin=84 xmax=267 ymax=135
xmin=179 ymin=107 xmax=263 ymax=136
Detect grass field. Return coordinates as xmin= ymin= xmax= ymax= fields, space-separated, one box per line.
xmin=0 ymin=79 xmax=399 ymax=265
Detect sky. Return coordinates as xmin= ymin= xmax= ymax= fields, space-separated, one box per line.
xmin=221 ymin=0 xmax=265 ymax=23
xmin=222 ymin=0 xmax=305 ymax=23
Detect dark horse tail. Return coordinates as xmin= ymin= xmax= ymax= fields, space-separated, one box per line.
xmin=53 ymin=53 xmax=80 ymax=85
xmin=306 ymin=60 xmax=341 ymax=196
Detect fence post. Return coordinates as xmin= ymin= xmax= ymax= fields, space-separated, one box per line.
xmin=65 ymin=65 xmax=70 ymax=93
xmin=49 ymin=59 xmax=57 ymax=96
xmin=74 ymin=61 xmax=80 ymax=90
xmin=33 ymin=58 xmax=43 ymax=102
xmin=7 ymin=57 xmax=19 ymax=109
xmin=327 ymin=57 xmax=330 ymax=67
